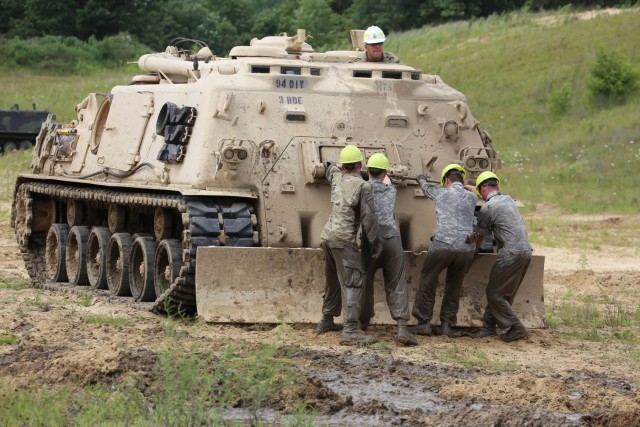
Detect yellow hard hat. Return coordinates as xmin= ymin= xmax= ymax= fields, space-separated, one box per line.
xmin=475 ymin=171 xmax=500 ymax=195
xmin=363 ymin=26 xmax=386 ymax=44
xmin=366 ymin=153 xmax=389 ymax=170
xmin=339 ymin=145 xmax=364 ymax=164
xmin=440 ymin=164 xmax=465 ymax=186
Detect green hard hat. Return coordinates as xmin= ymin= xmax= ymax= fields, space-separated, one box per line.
xmin=440 ymin=164 xmax=465 ymax=186
xmin=475 ymin=171 xmax=500 ymax=195
xmin=366 ymin=153 xmax=389 ymax=170
xmin=339 ymin=145 xmax=364 ymax=164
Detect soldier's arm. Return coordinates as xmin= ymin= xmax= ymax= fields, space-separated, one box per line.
xmin=359 ymin=183 xmax=381 ymax=248
xmin=325 ymin=163 xmax=340 ymax=183
xmin=419 ymin=180 xmax=438 ymax=201
xmin=476 ymin=205 xmax=492 ymax=235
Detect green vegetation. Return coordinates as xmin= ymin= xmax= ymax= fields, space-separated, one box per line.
xmin=3 ymin=0 xmax=627 ymax=55
xmin=24 ymin=292 xmax=54 ymax=312
xmin=0 ymin=150 xmax=31 ymax=219
xmin=390 ymin=9 xmax=640 ymax=213
xmin=432 ymin=345 xmax=519 ymax=370
xmin=547 ymin=290 xmax=640 ymax=344
xmin=588 ymin=46 xmax=640 ymax=102
xmin=0 ymin=335 xmax=307 ymax=426
xmin=0 ymin=34 xmax=149 ymax=74
xmin=524 ymin=214 xmax=640 ymax=250
xmin=78 ymin=294 xmax=93 ymax=307
xmin=84 ymin=314 xmax=133 ymax=327
xmin=2 ymin=9 xmax=638 ymax=212
xmin=0 ymin=334 xmax=18 ymax=345
xmin=0 ymin=277 xmax=31 ymax=291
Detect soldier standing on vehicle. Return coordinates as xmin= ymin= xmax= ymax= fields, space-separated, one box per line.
xmin=355 ymin=26 xmax=400 ymax=64
xmin=316 ymin=145 xmax=383 ymax=346
xmin=410 ymin=164 xmax=477 ymax=337
xmin=468 ymin=172 xmax=532 ymax=342
xmin=359 ymin=153 xmax=417 ymax=346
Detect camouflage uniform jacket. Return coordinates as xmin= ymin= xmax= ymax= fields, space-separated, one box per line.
xmin=477 ymin=192 xmax=532 ymax=253
xmin=420 ymin=181 xmax=477 ymax=250
xmin=354 ymin=51 xmax=400 ymax=64
xmin=369 ymin=178 xmax=400 ymax=239
xmin=320 ymin=165 xmax=381 ymax=248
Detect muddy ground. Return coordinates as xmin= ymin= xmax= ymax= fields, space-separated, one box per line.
xmin=1 ymin=215 xmax=639 ymax=426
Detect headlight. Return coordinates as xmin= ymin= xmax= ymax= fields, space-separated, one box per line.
xmin=223 ymin=148 xmax=235 ymax=160
xmin=237 ymin=148 xmax=248 ymax=160
xmin=466 ymin=158 xmax=476 ymax=168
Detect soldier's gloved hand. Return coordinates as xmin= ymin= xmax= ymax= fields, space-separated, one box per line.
xmin=415 ymin=174 xmax=428 ymax=185
xmin=371 ymin=242 xmax=383 ymax=260
xmin=325 ymin=161 xmax=336 ymax=170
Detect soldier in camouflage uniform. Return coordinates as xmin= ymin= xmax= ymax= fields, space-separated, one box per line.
xmin=470 ymin=172 xmax=532 ymax=342
xmin=316 ymin=145 xmax=383 ymax=346
xmin=410 ymin=164 xmax=477 ymax=337
xmin=354 ymin=26 xmax=400 ymax=64
xmin=359 ymin=153 xmax=417 ymax=346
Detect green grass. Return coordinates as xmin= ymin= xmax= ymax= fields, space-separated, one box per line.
xmin=84 ymin=314 xmax=133 ymax=327
xmin=0 ymin=277 xmax=31 ymax=291
xmin=390 ymin=8 xmax=640 ymax=213
xmin=23 ymin=292 xmax=54 ymax=312
xmin=0 ymin=334 xmax=18 ymax=345
xmin=0 ymin=150 xmax=31 ymax=219
xmin=0 ymin=68 xmax=136 ymax=124
xmin=432 ymin=345 xmax=518 ymax=370
xmin=524 ymin=213 xmax=640 ymax=250
xmin=547 ymin=290 xmax=640 ymax=344
xmin=0 ymin=335 xmax=307 ymax=426
xmin=78 ymin=294 xmax=93 ymax=307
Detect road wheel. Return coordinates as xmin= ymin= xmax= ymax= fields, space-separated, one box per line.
xmin=46 ymin=224 xmax=69 ymax=282
xmin=106 ymin=233 xmax=132 ymax=296
xmin=154 ymin=239 xmax=182 ymax=298
xmin=66 ymin=226 xmax=90 ymax=286
xmin=129 ymin=236 xmax=157 ymax=302
xmin=87 ymin=227 xmax=111 ymax=289
xmin=20 ymin=140 xmax=32 ymax=150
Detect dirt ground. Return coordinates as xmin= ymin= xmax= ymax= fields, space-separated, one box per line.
xmin=1 ymin=216 xmax=639 ymax=426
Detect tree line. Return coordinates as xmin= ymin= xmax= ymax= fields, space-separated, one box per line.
xmin=0 ymin=0 xmax=634 ymax=55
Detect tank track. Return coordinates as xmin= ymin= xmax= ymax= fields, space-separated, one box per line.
xmin=12 ymin=180 xmax=256 ymax=316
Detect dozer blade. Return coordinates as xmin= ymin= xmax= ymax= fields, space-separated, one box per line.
xmin=196 ymin=247 xmax=545 ymax=328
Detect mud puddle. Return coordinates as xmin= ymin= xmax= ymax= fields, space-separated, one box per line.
xmin=288 ymin=349 xmax=584 ymax=426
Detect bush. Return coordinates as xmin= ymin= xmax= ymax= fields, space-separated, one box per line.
xmin=547 ymin=82 xmax=571 ymax=115
xmin=0 ymin=34 xmax=150 ymax=74
xmin=588 ymin=47 xmax=639 ymax=102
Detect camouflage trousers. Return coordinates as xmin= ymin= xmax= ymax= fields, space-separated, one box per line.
xmin=320 ymin=241 xmax=364 ymax=324
xmin=360 ymin=234 xmax=410 ymax=322
xmin=483 ymin=249 xmax=532 ymax=329
xmin=412 ymin=242 xmax=474 ymax=326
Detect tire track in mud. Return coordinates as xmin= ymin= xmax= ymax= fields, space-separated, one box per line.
xmin=282 ymin=347 xmax=639 ymax=426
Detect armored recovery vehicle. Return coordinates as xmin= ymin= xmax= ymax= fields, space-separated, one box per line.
xmin=0 ymin=103 xmax=49 ymax=154
xmin=12 ymin=30 xmax=545 ymax=327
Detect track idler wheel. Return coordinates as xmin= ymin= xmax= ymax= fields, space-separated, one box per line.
xmin=106 ymin=233 xmax=133 ymax=296
xmin=66 ymin=199 xmax=84 ymax=227
xmin=87 ymin=227 xmax=111 ymax=289
xmin=65 ymin=226 xmax=90 ymax=286
xmin=46 ymin=224 xmax=69 ymax=282
xmin=154 ymin=239 xmax=182 ymax=298
xmin=129 ymin=236 xmax=157 ymax=302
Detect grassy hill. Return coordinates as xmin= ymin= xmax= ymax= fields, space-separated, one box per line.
xmin=1 ymin=8 xmax=638 ymax=213
xmin=389 ymin=8 xmax=640 ymax=213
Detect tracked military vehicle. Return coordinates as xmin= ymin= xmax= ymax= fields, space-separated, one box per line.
xmin=0 ymin=103 xmax=49 ymax=154
xmin=12 ymin=30 xmax=545 ymax=326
